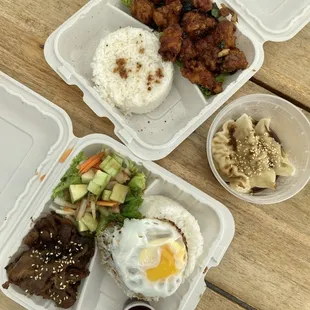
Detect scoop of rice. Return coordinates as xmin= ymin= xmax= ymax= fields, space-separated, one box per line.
xmin=139 ymin=195 xmax=204 ymax=277
xmin=92 ymin=27 xmax=173 ymax=114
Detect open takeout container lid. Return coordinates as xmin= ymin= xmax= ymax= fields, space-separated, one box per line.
xmin=0 ymin=71 xmax=235 ymax=310
xmin=43 ymin=0 xmax=310 ymax=161
xmin=224 ymin=0 xmax=310 ymax=42
xmin=0 ymin=71 xmax=73 ymax=232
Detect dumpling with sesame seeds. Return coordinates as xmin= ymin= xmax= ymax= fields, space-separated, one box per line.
xmin=212 ymin=114 xmax=295 ymax=193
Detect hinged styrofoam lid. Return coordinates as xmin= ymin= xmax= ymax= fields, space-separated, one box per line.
xmin=0 ymin=72 xmax=73 ymax=231
xmin=225 ymin=0 xmax=310 ymax=42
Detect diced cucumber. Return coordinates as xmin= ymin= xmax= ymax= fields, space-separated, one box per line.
xmin=112 ymin=153 xmax=123 ymax=165
xmin=69 ymin=184 xmax=88 ymax=203
xmin=78 ymin=220 xmax=89 ymax=232
xmin=110 ymin=183 xmax=129 ymax=203
xmin=81 ymin=169 xmax=95 ymax=184
xmin=98 ymin=206 xmax=110 ymax=217
xmin=115 ymin=170 xmax=130 ymax=184
xmin=81 ymin=213 xmax=98 ymax=233
xmin=102 ymin=190 xmax=112 ymax=201
xmin=93 ymin=170 xmax=111 ymax=188
xmin=99 ymin=155 xmax=112 ymax=170
xmin=88 ymin=181 xmax=103 ymax=196
xmin=128 ymin=173 xmax=146 ymax=193
xmin=103 ymin=158 xmax=122 ymax=177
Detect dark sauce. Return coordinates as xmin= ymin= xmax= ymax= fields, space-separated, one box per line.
xmin=228 ymin=124 xmax=237 ymax=151
xmin=181 ymin=0 xmax=194 ymax=13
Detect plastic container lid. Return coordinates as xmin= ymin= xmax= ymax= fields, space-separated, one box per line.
xmin=225 ymin=0 xmax=310 ymax=41
xmin=207 ymin=94 xmax=310 ymax=204
xmin=0 ymin=72 xmax=73 ymax=231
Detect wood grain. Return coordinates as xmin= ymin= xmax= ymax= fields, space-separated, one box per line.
xmin=0 ymin=293 xmax=23 ymax=310
xmin=196 ymin=289 xmax=243 ymax=310
xmin=1 ymin=1 xmax=310 ymax=310
xmin=0 ymin=288 xmax=243 ymax=310
xmin=254 ymin=23 xmax=310 ymax=110
xmin=158 ymin=82 xmax=310 ymax=310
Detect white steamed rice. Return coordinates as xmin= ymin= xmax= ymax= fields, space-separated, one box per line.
xmin=92 ymin=27 xmax=174 ymax=114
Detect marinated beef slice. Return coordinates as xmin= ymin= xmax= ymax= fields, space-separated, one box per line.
xmin=3 ymin=212 xmax=95 ymax=309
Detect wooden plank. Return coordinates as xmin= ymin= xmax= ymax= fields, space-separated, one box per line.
xmin=157 ymin=82 xmax=310 ymax=310
xmin=0 ymin=293 xmax=24 ymax=310
xmin=1 ymin=1 xmax=310 ymax=310
xmin=197 ymin=289 xmax=243 ymax=310
xmin=254 ymin=23 xmax=310 ymax=110
xmin=0 ymin=289 xmax=244 ymax=310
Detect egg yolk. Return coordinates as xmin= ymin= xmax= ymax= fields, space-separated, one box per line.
xmin=146 ymin=245 xmax=179 ymax=281
xmin=139 ymin=240 xmax=187 ymax=282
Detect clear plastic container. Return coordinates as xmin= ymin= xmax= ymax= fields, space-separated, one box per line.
xmin=0 ymin=72 xmax=234 ymax=310
xmin=207 ymin=94 xmax=310 ymax=204
xmin=43 ymin=0 xmax=310 ymax=160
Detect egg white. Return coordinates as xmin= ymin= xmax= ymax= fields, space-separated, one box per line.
xmin=97 ymin=195 xmax=204 ymax=301
xmin=98 ymin=218 xmax=186 ymax=299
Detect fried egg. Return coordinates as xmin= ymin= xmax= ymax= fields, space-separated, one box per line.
xmin=97 ymin=195 xmax=203 ymax=300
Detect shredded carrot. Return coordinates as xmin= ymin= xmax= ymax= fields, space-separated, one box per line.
xmin=96 ymin=201 xmax=120 ymax=207
xmin=59 ymin=148 xmax=73 ymax=163
xmin=40 ymin=174 xmax=46 ymax=182
xmin=93 ymin=162 xmax=102 ymax=170
xmin=79 ymin=152 xmax=104 ymax=174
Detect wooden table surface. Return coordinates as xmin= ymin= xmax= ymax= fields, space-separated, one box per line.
xmin=1 ymin=1 xmax=310 ymax=309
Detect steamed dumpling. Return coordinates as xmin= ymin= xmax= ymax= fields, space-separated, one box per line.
xmin=212 ymin=114 xmax=295 ymax=193
xmin=212 ymin=120 xmax=250 ymax=191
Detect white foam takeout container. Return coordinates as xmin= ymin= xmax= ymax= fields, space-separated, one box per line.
xmin=0 ymin=71 xmax=234 ymax=310
xmin=44 ymin=0 xmax=310 ymax=161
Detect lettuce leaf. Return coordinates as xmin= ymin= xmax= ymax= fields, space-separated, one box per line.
xmin=199 ymin=86 xmax=212 ymax=98
xmin=121 ymin=192 xmax=143 ymax=219
xmin=52 ymin=152 xmax=87 ymax=199
xmin=96 ymin=192 xmax=144 ymax=234
xmin=121 ymin=0 xmax=131 ymax=8
xmin=128 ymin=173 xmax=146 ymax=194
xmin=215 ymin=73 xmax=228 ymax=83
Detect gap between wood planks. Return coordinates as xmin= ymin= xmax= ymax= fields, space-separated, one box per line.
xmin=251 ymin=77 xmax=310 ymax=113
xmin=203 ymin=77 xmax=307 ymax=310
xmin=205 ymin=280 xmax=257 ymax=310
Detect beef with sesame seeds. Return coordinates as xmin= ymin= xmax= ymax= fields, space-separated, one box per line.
xmin=3 ymin=213 xmax=95 ymax=309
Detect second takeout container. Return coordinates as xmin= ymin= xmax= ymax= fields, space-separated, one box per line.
xmin=0 ymin=71 xmax=234 ymax=310
xmin=44 ymin=0 xmax=310 ymax=161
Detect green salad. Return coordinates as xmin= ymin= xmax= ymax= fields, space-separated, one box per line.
xmin=51 ymin=146 xmax=146 ymax=236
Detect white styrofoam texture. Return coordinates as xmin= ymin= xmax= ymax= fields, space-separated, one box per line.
xmin=207 ymin=94 xmax=310 ymax=204
xmin=226 ymin=0 xmax=310 ymax=42
xmin=44 ymin=0 xmax=264 ymax=160
xmin=0 ymin=72 xmax=73 ymax=231
xmin=0 ymin=134 xmax=235 ymax=310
